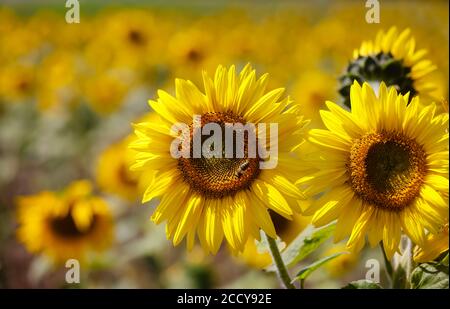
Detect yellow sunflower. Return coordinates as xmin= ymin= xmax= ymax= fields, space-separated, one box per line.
xmin=16 ymin=180 xmax=114 ymax=264
xmin=414 ymin=223 xmax=449 ymax=263
xmin=302 ymin=81 xmax=448 ymax=259
xmin=130 ymin=64 xmax=308 ymax=254
xmin=339 ymin=27 xmax=437 ymax=107
xmin=291 ymin=70 xmax=337 ymax=128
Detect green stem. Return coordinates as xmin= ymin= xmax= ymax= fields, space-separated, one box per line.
xmin=264 ymin=233 xmax=296 ymax=289
xmin=380 ymin=242 xmax=393 ymax=278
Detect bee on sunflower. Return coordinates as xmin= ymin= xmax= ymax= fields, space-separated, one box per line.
xmin=16 ymin=180 xmax=114 ymax=264
xmin=301 ymin=81 xmax=448 ymax=259
xmin=130 ymin=64 xmax=308 ymax=255
xmin=339 ymin=27 xmax=438 ymax=108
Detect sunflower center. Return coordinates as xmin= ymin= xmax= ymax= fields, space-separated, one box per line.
xmin=118 ymin=163 xmax=138 ymax=187
xmin=348 ymin=132 xmax=427 ymax=210
xmin=339 ymin=52 xmax=416 ymax=108
xmin=50 ymin=211 xmax=97 ymax=238
xmin=178 ymin=111 xmax=260 ymax=199
xmin=186 ymin=49 xmax=203 ymax=63
xmin=128 ymin=29 xmax=146 ymax=45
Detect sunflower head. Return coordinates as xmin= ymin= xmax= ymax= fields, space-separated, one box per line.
xmin=339 ymin=27 xmax=437 ymax=108
xmin=130 ymin=64 xmax=308 ymax=254
xmin=96 ymin=137 xmax=140 ymax=201
xmin=303 ymin=81 xmax=448 ymax=259
xmin=16 ymin=180 xmax=114 ymax=264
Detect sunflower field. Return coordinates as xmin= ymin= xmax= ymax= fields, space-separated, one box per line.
xmin=0 ymin=0 xmax=448 ymax=291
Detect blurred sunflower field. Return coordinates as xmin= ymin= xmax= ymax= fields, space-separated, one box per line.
xmin=0 ymin=0 xmax=448 ymax=289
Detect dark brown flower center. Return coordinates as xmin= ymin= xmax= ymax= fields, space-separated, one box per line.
xmin=118 ymin=163 xmax=138 ymax=187
xmin=178 ymin=112 xmax=260 ymax=199
xmin=348 ymin=131 xmax=427 ymax=210
xmin=50 ymin=211 xmax=97 ymax=238
xmin=128 ymin=29 xmax=146 ymax=45
xmin=186 ymin=49 xmax=203 ymax=63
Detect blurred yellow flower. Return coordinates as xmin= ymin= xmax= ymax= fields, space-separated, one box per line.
xmin=303 ymin=82 xmax=449 ymax=259
xmin=96 ymin=137 xmax=140 ymax=201
xmin=0 ymin=63 xmax=35 ymax=102
xmin=167 ymin=26 xmax=223 ymax=81
xmin=84 ymin=72 xmax=132 ymax=114
xmin=36 ymin=50 xmax=81 ymax=111
xmin=291 ymin=70 xmax=337 ymax=128
xmin=97 ymin=9 xmax=169 ymax=70
xmin=16 ymin=180 xmax=114 ymax=264
xmin=130 ymin=64 xmax=308 ymax=254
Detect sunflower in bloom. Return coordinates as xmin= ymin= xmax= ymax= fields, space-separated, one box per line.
xmin=302 ymin=81 xmax=448 ymax=259
xmin=16 ymin=180 xmax=114 ymax=264
xmin=339 ymin=27 xmax=437 ymax=108
xmin=414 ymin=223 xmax=449 ymax=263
xmin=130 ymin=64 xmax=307 ymax=254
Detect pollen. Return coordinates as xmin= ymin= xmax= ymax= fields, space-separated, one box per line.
xmin=347 ymin=131 xmax=427 ymax=210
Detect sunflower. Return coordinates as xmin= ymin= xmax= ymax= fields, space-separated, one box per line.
xmin=239 ymin=213 xmax=310 ymax=268
xmin=339 ymin=27 xmax=437 ymax=108
xmin=83 ymin=71 xmax=131 ymax=114
xmin=301 ymin=81 xmax=449 ymax=259
xmin=291 ymin=70 xmax=337 ymax=128
xmin=16 ymin=180 xmax=114 ymax=264
xmin=96 ymin=137 xmax=140 ymax=201
xmin=414 ymin=223 xmax=449 ymax=263
xmin=130 ymin=64 xmax=308 ymax=254
xmin=0 ymin=63 xmax=35 ymax=102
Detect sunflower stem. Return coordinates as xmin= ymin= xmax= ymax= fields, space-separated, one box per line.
xmin=264 ymin=233 xmax=296 ymax=289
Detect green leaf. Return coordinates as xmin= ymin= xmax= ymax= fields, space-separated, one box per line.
xmin=292 ymin=252 xmax=347 ymax=286
xmin=342 ymin=280 xmax=383 ymax=289
xmin=266 ymin=223 xmax=335 ymax=271
xmin=410 ymin=262 xmax=449 ymax=289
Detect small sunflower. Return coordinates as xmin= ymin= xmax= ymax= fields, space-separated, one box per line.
xmin=16 ymin=180 xmax=114 ymax=264
xmin=291 ymin=70 xmax=337 ymax=128
xmin=302 ymin=81 xmax=448 ymax=259
xmin=96 ymin=137 xmax=140 ymax=201
xmin=0 ymin=63 xmax=35 ymax=102
xmin=130 ymin=64 xmax=308 ymax=254
xmin=414 ymin=223 xmax=449 ymax=263
xmin=339 ymin=27 xmax=437 ymax=107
